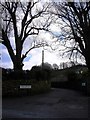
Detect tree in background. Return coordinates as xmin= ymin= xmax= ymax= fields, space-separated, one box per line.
xmin=0 ymin=1 xmax=52 ymax=71
xmin=53 ymin=63 xmax=59 ymax=70
xmin=30 ymin=63 xmax=52 ymax=81
xmin=41 ymin=62 xmax=52 ymax=70
xmin=52 ymin=1 xmax=90 ymax=71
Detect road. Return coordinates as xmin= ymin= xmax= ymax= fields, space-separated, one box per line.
xmin=2 ymin=88 xmax=88 ymax=118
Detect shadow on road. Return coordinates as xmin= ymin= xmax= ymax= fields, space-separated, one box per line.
xmin=2 ymin=88 xmax=88 ymax=118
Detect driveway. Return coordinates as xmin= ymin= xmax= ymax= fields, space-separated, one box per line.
xmin=2 ymin=88 xmax=88 ymax=118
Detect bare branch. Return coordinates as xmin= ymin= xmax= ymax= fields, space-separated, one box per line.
xmin=21 ymin=42 xmax=49 ymax=61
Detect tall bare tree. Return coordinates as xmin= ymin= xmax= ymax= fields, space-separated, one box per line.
xmin=0 ymin=1 xmax=51 ymax=71
xmin=52 ymin=1 xmax=90 ymax=71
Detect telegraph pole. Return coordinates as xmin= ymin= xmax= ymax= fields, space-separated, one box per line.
xmin=42 ymin=42 xmax=45 ymax=68
xmin=42 ymin=50 xmax=44 ymax=67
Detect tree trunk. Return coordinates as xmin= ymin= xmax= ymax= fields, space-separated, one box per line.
xmin=13 ymin=54 xmax=24 ymax=72
xmin=12 ymin=57 xmax=24 ymax=80
xmin=85 ymin=33 xmax=90 ymax=72
xmin=13 ymin=61 xmax=23 ymax=71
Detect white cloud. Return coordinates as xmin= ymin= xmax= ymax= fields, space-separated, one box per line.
xmin=23 ymin=46 xmax=70 ymax=70
xmin=23 ymin=48 xmax=42 ymax=70
xmin=1 ymin=61 xmax=13 ymax=69
xmin=0 ymin=0 xmax=86 ymax=70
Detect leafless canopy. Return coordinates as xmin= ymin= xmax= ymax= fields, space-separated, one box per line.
xmin=51 ymin=1 xmax=90 ymax=70
xmin=0 ymin=1 xmax=52 ymax=70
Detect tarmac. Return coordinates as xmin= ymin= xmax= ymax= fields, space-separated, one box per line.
xmin=2 ymin=88 xmax=89 ymax=118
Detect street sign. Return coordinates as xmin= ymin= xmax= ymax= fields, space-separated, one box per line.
xmin=20 ymin=85 xmax=31 ymax=89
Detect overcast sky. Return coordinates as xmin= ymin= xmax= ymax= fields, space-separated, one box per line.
xmin=0 ymin=0 xmax=86 ymax=70
xmin=0 ymin=31 xmax=85 ymax=70
xmin=0 ymin=31 xmax=71 ymax=70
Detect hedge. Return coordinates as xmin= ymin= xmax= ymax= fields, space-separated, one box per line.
xmin=2 ymin=79 xmax=51 ymax=97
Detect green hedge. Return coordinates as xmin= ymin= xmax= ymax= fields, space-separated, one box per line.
xmin=2 ymin=79 xmax=51 ymax=97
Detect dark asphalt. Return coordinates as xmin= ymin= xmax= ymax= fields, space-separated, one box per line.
xmin=2 ymin=88 xmax=88 ymax=118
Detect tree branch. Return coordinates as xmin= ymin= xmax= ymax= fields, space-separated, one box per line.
xmin=21 ymin=42 xmax=49 ymax=61
xmin=2 ymin=29 xmax=15 ymax=63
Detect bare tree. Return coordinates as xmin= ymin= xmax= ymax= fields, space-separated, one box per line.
xmin=0 ymin=1 xmax=52 ymax=71
xmin=52 ymin=1 xmax=90 ymax=71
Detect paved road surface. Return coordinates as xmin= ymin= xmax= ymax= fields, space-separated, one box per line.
xmin=2 ymin=88 xmax=88 ymax=118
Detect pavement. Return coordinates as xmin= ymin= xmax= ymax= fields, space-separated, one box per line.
xmin=2 ymin=88 xmax=89 ymax=118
